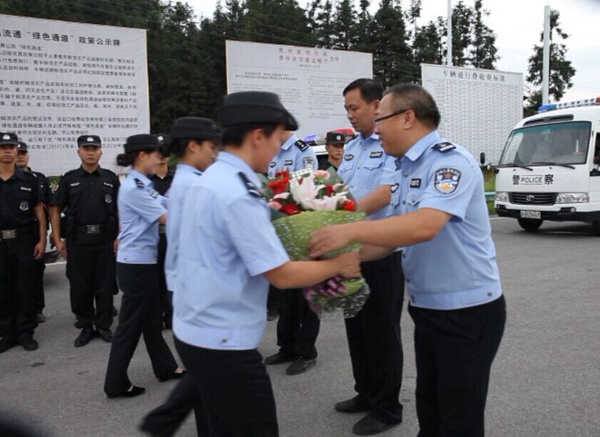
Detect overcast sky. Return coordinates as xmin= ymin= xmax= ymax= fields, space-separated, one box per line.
xmin=188 ymin=0 xmax=600 ymax=102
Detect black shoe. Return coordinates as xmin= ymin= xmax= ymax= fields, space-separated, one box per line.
xmin=352 ymin=413 xmax=400 ymax=436
xmin=19 ymin=337 xmax=39 ymax=351
xmin=0 ymin=336 xmax=18 ymax=354
xmin=266 ymin=308 xmax=278 ymax=321
xmin=112 ymin=305 xmax=118 ymax=316
xmin=264 ymin=351 xmax=295 ymax=365
xmin=286 ymin=357 xmax=316 ymax=375
xmin=74 ymin=328 xmax=95 ymax=348
xmin=163 ymin=316 xmax=172 ymax=330
xmin=37 ymin=312 xmax=46 ymax=323
xmin=335 ymin=396 xmax=371 ymax=413
xmin=158 ymin=369 xmax=186 ymax=382
xmin=107 ymin=385 xmax=146 ymax=399
xmin=96 ymin=328 xmax=113 ymax=343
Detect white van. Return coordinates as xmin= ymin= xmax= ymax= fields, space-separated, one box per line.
xmin=494 ymin=97 xmax=600 ymax=234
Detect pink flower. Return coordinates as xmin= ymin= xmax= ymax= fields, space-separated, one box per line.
xmin=268 ymin=201 xmax=282 ymax=211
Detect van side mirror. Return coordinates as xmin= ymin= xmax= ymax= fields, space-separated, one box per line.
xmin=479 ymin=152 xmax=486 ymax=165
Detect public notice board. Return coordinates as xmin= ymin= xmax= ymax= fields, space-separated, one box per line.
xmin=421 ymin=64 xmax=523 ymax=165
xmin=226 ymin=40 xmax=372 ymax=139
xmin=0 ymin=14 xmax=150 ymax=175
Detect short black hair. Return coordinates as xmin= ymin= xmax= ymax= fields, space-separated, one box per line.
xmin=221 ymin=123 xmax=280 ymax=147
xmin=383 ymin=83 xmax=441 ymax=129
xmin=343 ymin=78 xmax=383 ymax=103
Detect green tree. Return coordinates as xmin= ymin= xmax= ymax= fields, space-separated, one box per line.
xmin=469 ymin=0 xmax=498 ymax=69
xmin=330 ymin=0 xmax=357 ymax=49
xmin=450 ymin=1 xmax=472 ymax=66
xmin=413 ymin=20 xmax=444 ymax=70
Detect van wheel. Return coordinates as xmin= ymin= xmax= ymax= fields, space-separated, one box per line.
xmin=592 ymin=220 xmax=600 ymax=236
xmin=518 ymin=218 xmax=543 ymax=232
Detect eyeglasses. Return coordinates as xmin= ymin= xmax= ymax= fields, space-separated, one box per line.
xmin=374 ymin=108 xmax=410 ymax=126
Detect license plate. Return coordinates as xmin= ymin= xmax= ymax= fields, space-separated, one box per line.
xmin=520 ymin=210 xmax=541 ymax=219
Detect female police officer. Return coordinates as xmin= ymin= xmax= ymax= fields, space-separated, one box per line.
xmin=104 ymin=134 xmax=184 ymax=399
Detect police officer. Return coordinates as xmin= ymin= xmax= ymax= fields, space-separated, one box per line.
xmin=319 ymin=131 xmax=346 ymax=171
xmin=0 ymin=132 xmax=46 ymax=353
xmin=141 ymin=117 xmax=219 ymax=437
xmin=16 ymin=141 xmax=51 ymax=324
xmin=267 ymin=130 xmax=317 ymax=178
xmin=324 ymin=78 xmax=404 ymax=436
xmin=104 ymin=134 xmax=184 ymax=399
xmin=310 ymin=83 xmax=507 ymax=437
xmin=148 ymin=134 xmax=174 ymax=329
xmin=50 ymin=135 xmax=119 ymax=347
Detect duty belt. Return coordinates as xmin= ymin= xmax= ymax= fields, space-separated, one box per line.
xmin=0 ymin=226 xmax=35 ymax=240
xmin=77 ymin=224 xmax=105 ymax=234
xmin=0 ymin=229 xmax=17 ymax=239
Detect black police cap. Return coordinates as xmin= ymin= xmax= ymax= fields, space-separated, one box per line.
xmin=171 ymin=117 xmax=219 ymax=140
xmin=325 ymin=131 xmax=346 ymax=145
xmin=154 ymin=133 xmax=171 ymax=157
xmin=216 ymin=91 xmax=298 ymax=130
xmin=17 ymin=141 xmax=28 ymax=152
xmin=0 ymin=132 xmax=19 ymax=146
xmin=124 ymin=134 xmax=160 ymax=154
xmin=77 ymin=135 xmax=102 ymax=147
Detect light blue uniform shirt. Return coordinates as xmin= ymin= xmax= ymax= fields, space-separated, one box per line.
xmin=267 ymin=133 xmax=317 ymax=178
xmin=337 ymin=132 xmax=398 ymax=219
xmin=173 ymin=152 xmax=290 ymax=350
xmin=394 ymin=130 xmax=502 ymax=310
xmin=117 ymin=169 xmax=167 ymax=264
xmin=165 ymin=163 xmax=203 ymax=292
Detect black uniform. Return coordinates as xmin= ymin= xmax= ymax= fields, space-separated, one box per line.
xmin=50 ymin=166 xmax=120 ymax=331
xmin=0 ymin=167 xmax=42 ymax=344
xmin=29 ymin=170 xmax=51 ymax=316
xmin=149 ymin=169 xmax=175 ymax=328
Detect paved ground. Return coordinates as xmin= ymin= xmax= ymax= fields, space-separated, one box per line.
xmin=1 ymin=217 xmax=599 ymax=436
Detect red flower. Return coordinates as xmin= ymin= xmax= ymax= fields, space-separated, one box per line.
xmin=268 ymin=178 xmax=288 ymax=194
xmin=325 ymin=185 xmax=335 ymax=196
xmin=342 ymin=200 xmax=357 ymax=211
xmin=280 ymin=203 xmax=302 ymax=215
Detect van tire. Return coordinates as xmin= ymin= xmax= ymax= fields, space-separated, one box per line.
xmin=518 ymin=218 xmax=543 ymax=232
xmin=592 ymin=220 xmax=600 ymax=236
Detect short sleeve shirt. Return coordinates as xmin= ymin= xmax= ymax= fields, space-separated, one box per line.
xmin=267 ymin=134 xmax=317 ymax=178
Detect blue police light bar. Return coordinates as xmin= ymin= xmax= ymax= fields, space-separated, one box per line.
xmin=304 ymin=134 xmax=320 ymax=144
xmin=538 ymin=103 xmax=556 ymax=113
xmin=538 ymin=97 xmax=600 ymax=113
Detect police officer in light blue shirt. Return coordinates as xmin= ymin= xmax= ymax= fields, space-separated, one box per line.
xmin=104 ymin=134 xmax=185 ymax=399
xmin=310 ymin=83 xmax=506 ymax=437
xmin=171 ymin=91 xmax=361 ymax=437
xmin=141 ymin=117 xmax=219 ymax=437
xmin=267 ymin=131 xmax=317 ymax=178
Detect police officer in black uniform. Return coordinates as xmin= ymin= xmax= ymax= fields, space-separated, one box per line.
xmin=0 ymin=132 xmax=46 ymax=353
xmin=50 ymin=135 xmax=120 ymax=347
xmin=16 ymin=141 xmax=51 ymax=324
xmin=148 ymin=135 xmax=174 ymax=329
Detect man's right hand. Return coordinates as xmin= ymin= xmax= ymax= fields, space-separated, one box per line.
xmin=55 ymin=240 xmax=67 ymax=259
xmin=332 ymin=251 xmax=361 ymax=278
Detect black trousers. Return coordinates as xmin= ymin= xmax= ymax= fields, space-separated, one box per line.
xmin=345 ymin=251 xmax=404 ymax=424
xmin=66 ymin=241 xmax=114 ymax=330
xmin=157 ymin=233 xmax=172 ymax=325
xmin=34 ymin=257 xmax=45 ymax=313
xmin=0 ymin=237 xmax=38 ymax=339
xmin=175 ymin=337 xmax=279 ymax=437
xmin=408 ymin=295 xmax=506 ymax=437
xmin=141 ymin=373 xmax=206 ymax=437
xmin=104 ymin=263 xmax=178 ymax=396
xmin=275 ymin=287 xmax=320 ymax=359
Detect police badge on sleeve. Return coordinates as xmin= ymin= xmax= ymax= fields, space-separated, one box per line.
xmin=434 ymin=168 xmax=461 ymax=194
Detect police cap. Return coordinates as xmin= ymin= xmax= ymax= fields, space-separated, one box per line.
xmin=154 ymin=133 xmax=171 ymax=157
xmin=171 ymin=117 xmax=219 ymax=140
xmin=0 ymin=132 xmax=19 ymax=146
xmin=17 ymin=141 xmax=28 ymax=152
xmin=325 ymin=131 xmax=346 ymax=145
xmin=124 ymin=134 xmax=160 ymax=154
xmin=216 ymin=91 xmax=298 ymax=131
xmin=77 ymin=135 xmax=102 ymax=148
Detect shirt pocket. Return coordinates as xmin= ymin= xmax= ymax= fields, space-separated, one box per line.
xmin=362 ymin=159 xmax=384 ymax=189
xmin=101 ymin=185 xmax=116 ymax=208
xmin=14 ymin=188 xmax=36 ymax=220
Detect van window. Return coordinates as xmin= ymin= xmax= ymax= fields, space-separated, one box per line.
xmin=499 ymin=121 xmax=591 ymax=166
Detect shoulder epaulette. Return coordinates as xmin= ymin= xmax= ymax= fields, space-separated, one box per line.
xmin=294 ymin=140 xmax=309 ymax=152
xmin=134 ymin=178 xmax=145 ymax=188
xmin=432 ymin=142 xmax=456 ymax=153
xmin=238 ymin=172 xmax=264 ymax=199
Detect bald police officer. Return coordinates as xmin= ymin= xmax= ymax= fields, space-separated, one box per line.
xmin=50 ymin=135 xmax=120 ymax=347
xmin=0 ymin=132 xmax=46 ymax=353
xmin=310 ymin=83 xmax=506 ymax=437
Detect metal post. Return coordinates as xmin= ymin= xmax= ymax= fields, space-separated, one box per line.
xmin=542 ymin=5 xmax=551 ymax=105
xmin=447 ymin=0 xmax=453 ymax=66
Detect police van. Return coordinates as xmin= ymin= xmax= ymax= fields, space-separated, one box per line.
xmin=494 ymin=97 xmax=600 ymax=234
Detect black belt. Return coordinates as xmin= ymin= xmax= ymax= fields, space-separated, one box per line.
xmin=0 ymin=226 xmax=36 ymax=240
xmin=76 ymin=224 xmax=105 ymax=234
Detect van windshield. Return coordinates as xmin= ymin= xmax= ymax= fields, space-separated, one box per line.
xmin=499 ymin=121 xmax=591 ymax=166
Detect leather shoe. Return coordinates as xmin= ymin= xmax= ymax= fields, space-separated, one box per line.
xmin=158 ymin=369 xmax=186 ymax=382
xmin=266 ymin=308 xmax=278 ymax=321
xmin=74 ymin=328 xmax=95 ymax=347
xmin=286 ymin=357 xmax=316 ymax=375
xmin=264 ymin=351 xmax=295 ymax=365
xmin=352 ymin=413 xmax=401 ymax=436
xmin=335 ymin=396 xmax=371 ymax=413
xmin=96 ymin=328 xmax=113 ymax=343
xmin=37 ymin=312 xmax=46 ymax=323
xmin=107 ymin=385 xmax=145 ymax=399
xmin=0 ymin=336 xmax=18 ymax=354
xmin=112 ymin=305 xmax=118 ymax=316
xmin=19 ymin=337 xmax=39 ymax=351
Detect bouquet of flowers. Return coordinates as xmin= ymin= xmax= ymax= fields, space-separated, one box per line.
xmin=262 ymin=168 xmax=370 ymax=318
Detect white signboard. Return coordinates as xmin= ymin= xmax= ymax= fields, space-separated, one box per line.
xmin=421 ymin=64 xmax=523 ymax=164
xmin=226 ymin=40 xmax=372 ymax=139
xmin=0 ymin=14 xmax=150 ymax=175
